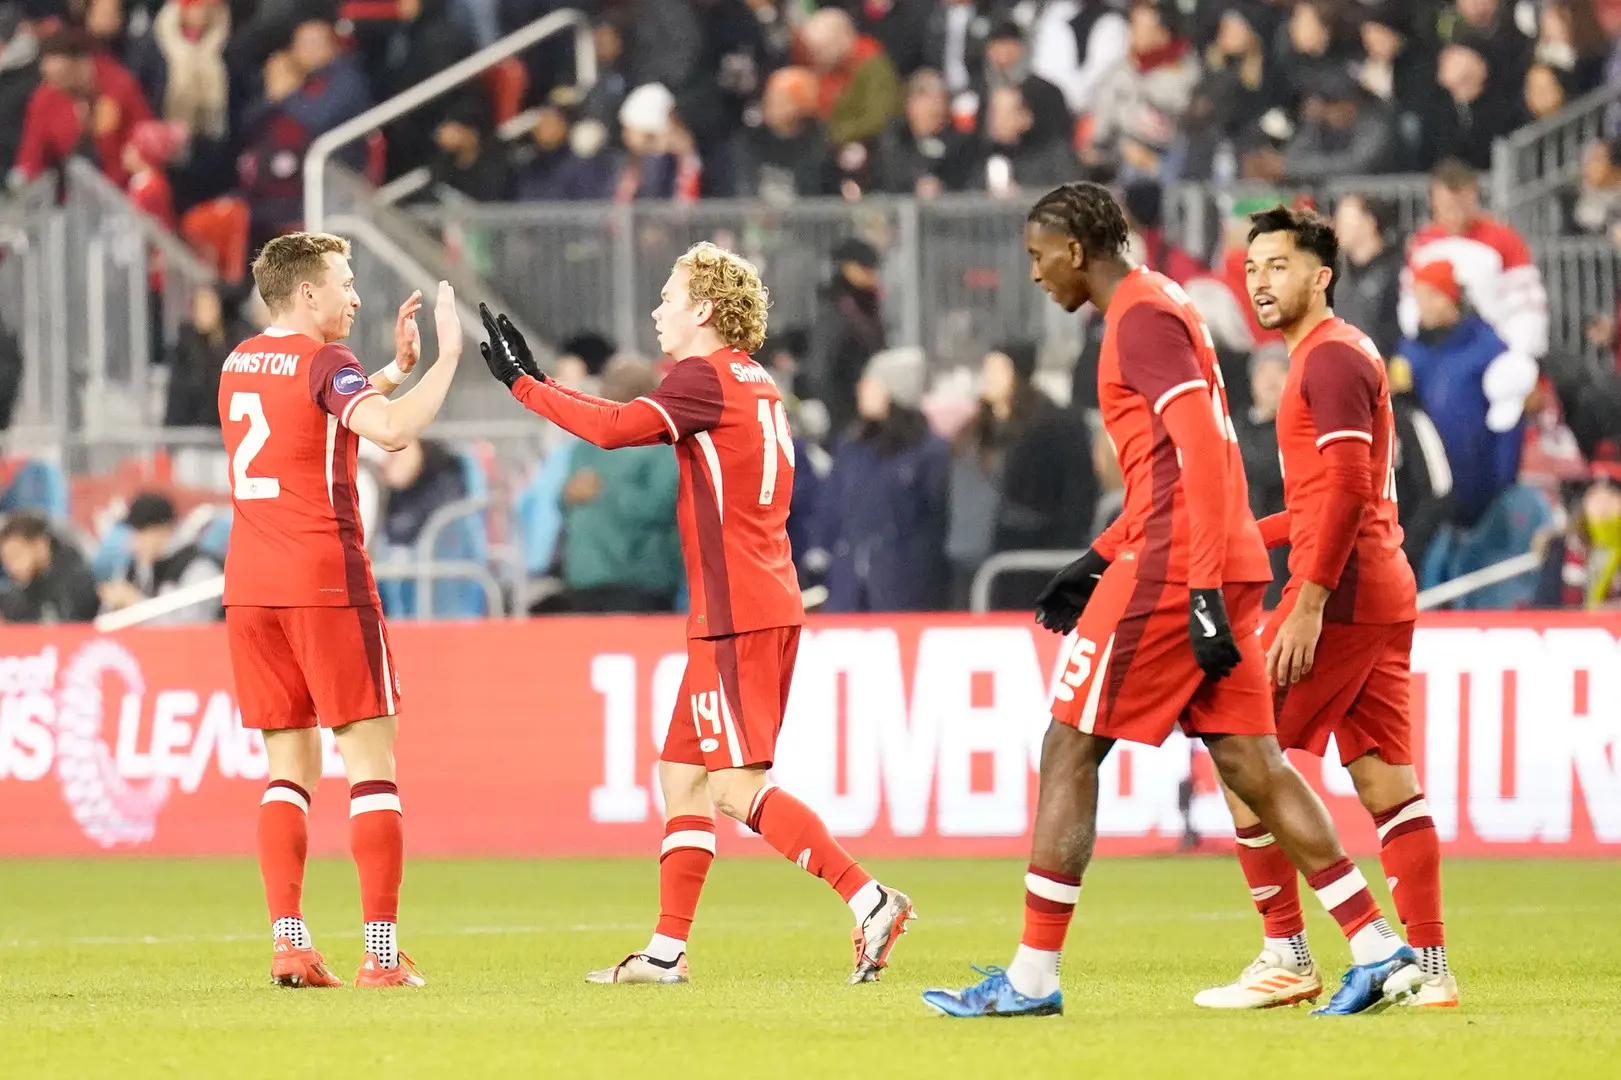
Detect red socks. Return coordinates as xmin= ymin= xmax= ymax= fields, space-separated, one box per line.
xmin=746 ymin=784 xmax=871 ymax=901
xmin=656 ymin=815 xmax=716 ymax=942
xmin=258 ymin=780 xmax=309 ymax=926
xmin=349 ymin=780 xmax=403 ymax=924
xmin=1375 ymin=795 xmax=1445 ymax=948
xmin=1234 ymin=823 xmax=1305 ymax=939
xmin=1021 ymin=864 xmax=1081 ymax=952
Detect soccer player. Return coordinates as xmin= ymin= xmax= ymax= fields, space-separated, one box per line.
xmin=923 ymin=183 xmax=1422 ymax=1019
xmin=220 ymin=233 xmax=464 ymax=988
xmin=478 ymin=242 xmax=913 ymax=985
xmin=1193 ymin=205 xmax=1455 ymax=1010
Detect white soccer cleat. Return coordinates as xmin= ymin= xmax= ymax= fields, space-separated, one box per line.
xmin=1193 ymin=950 xmax=1323 ymax=1009
xmin=1401 ymin=973 xmax=1459 ymax=1008
xmin=850 ymin=886 xmax=915 ymax=984
xmin=585 ymin=952 xmax=689 ymax=985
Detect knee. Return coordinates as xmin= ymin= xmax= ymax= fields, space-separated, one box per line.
xmin=1210 ymin=738 xmax=1283 ymax=806
xmin=707 ymin=774 xmax=765 ymax=824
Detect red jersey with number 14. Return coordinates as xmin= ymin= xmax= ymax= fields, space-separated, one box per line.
xmin=1276 ymin=317 xmax=1416 ymax=624
xmin=510 ymin=347 xmax=803 ymax=639
xmin=218 ymin=328 xmax=382 ymax=608
xmin=1096 ymin=267 xmax=1272 ymax=584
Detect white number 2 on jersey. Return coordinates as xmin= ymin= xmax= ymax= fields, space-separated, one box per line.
xmin=757 ymin=398 xmax=795 ymax=505
xmin=229 ymin=391 xmax=281 ymax=500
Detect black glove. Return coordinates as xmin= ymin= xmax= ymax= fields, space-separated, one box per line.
xmin=479 ymin=303 xmax=543 ymax=389
xmin=1189 ymin=588 xmax=1243 ymax=679
xmin=1033 ymin=548 xmax=1109 ymax=634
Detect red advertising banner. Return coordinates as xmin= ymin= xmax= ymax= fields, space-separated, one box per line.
xmin=1 ymin=613 xmax=1617 ymax=858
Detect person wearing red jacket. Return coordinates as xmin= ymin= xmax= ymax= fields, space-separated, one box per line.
xmin=14 ymin=28 xmax=151 ymax=187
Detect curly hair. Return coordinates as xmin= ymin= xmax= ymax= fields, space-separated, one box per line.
xmin=1247 ymin=204 xmax=1339 ymax=306
xmin=1027 ymin=182 xmax=1130 ymax=261
xmin=252 ymin=232 xmax=351 ymax=310
xmin=676 ymin=241 xmax=770 ymax=353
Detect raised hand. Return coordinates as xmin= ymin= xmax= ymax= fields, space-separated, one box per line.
xmin=393 ymin=289 xmax=422 ymax=374
xmin=433 ymin=281 xmax=462 ymax=360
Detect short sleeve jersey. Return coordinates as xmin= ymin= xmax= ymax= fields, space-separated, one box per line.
xmin=1277 ymin=317 xmax=1417 ymax=624
xmin=638 ymin=347 xmax=804 ymax=639
xmin=1097 ymin=267 xmax=1272 ymax=583
xmin=217 ymin=328 xmax=382 ymax=607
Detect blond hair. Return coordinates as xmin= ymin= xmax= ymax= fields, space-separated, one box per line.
xmin=676 ymin=242 xmax=769 ymax=353
xmin=251 ymin=232 xmax=352 ymax=310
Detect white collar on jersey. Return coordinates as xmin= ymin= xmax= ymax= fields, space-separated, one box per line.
xmin=262 ymin=326 xmax=298 ymax=337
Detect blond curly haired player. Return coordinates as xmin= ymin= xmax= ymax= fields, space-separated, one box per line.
xmin=479 ymin=242 xmax=914 ymax=985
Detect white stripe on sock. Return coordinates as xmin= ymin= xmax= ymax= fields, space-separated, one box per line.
xmin=1376 ymin=798 xmax=1432 ymax=842
xmin=1235 ymin=831 xmax=1276 ymax=848
xmin=1024 ymin=872 xmax=1081 ymax=905
xmin=747 ymin=783 xmax=778 ymax=822
xmin=350 ymin=793 xmax=402 ymax=816
xmin=1313 ymin=865 xmax=1369 ymax=912
xmin=261 ymin=786 xmax=309 ymax=813
xmin=661 ymin=829 xmax=716 ymax=856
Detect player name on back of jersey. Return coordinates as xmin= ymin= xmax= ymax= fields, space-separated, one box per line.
xmin=222 ymin=349 xmax=305 ymax=376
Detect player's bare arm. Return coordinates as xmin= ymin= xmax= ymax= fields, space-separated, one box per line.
xmin=346 ymin=281 xmax=462 ymax=451
xmin=368 ymin=290 xmax=424 ymax=394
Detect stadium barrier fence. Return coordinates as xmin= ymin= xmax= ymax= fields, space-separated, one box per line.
xmin=1 ymin=612 xmax=1614 ymax=859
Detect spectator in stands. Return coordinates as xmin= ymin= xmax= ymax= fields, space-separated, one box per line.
xmin=808 ymin=236 xmax=887 ymax=438
xmin=508 ymin=101 xmax=614 ymax=201
xmin=947 ymin=341 xmax=1096 ymax=609
xmin=1235 ymin=342 xmax=1288 ymax=605
xmin=128 ymin=0 xmax=229 ymax=148
xmin=925 ymin=0 xmax=993 ymax=102
xmin=610 ymin=82 xmax=700 ymax=201
xmin=975 ymin=83 xmax=1080 ymax=196
xmin=681 ymin=0 xmax=774 ymax=165
xmin=1535 ymin=0 xmax=1608 ymax=98
xmin=1120 ymin=178 xmax=1206 ymax=284
xmin=378 ymin=437 xmax=469 ymax=552
xmin=13 ymin=27 xmax=151 ymax=187
xmin=0 ymin=4 xmax=36 ymax=177
xmin=1333 ymin=193 xmax=1404 ymax=358
xmin=429 ymin=103 xmax=509 ymax=202
xmin=97 ymin=492 xmax=223 ymax=623
xmin=1086 ymin=0 xmax=1198 ymax=182
xmin=731 ymin=65 xmax=834 ymax=200
xmin=876 ymin=68 xmax=967 ymax=197
xmin=1522 ymin=61 xmax=1570 ymax=124
xmin=1028 ymin=0 xmax=1130 ymax=118
xmin=975 ymin=17 xmax=1069 ymax=143
xmin=1395 ymin=258 xmax=1539 ymax=528
xmin=378 ymin=0 xmax=480 ymax=181
xmin=578 ymin=9 xmax=632 ymax=139
xmin=1275 ymin=0 xmax=1355 ymax=111
xmin=1401 ymin=159 xmax=1550 ymax=361
xmin=239 ymin=18 xmax=371 ymax=244
xmin=1572 ymin=138 xmax=1621 ymax=235
xmin=1441 ymin=0 xmax=1534 ymax=112
xmin=124 ymin=118 xmax=185 ymax=230
xmin=164 ymin=283 xmax=243 ymax=427
xmin=799 ymin=6 xmax=900 ymax=145
xmin=553 ymin=355 xmax=682 ymax=613
xmin=1172 ymin=2 xmax=1279 ymax=182
xmin=1261 ymin=70 xmax=1398 ymax=183
xmin=0 ymin=510 xmax=99 ymax=623
xmin=1385 ymin=357 xmax=1456 ymax=573
xmin=1554 ymin=448 xmax=1621 ymax=608
xmin=1425 ymin=38 xmax=1517 ymax=170
xmin=1355 ymin=2 xmax=1432 ymax=168
xmin=816 ymin=345 xmax=949 ymax=613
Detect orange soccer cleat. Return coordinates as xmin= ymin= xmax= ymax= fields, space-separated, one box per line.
xmin=270 ymin=937 xmax=343 ymax=988
xmin=356 ymin=951 xmax=426 ymax=987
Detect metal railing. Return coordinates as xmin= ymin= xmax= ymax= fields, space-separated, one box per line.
xmin=1493 ymin=82 xmax=1621 ymax=235
xmin=304 ymin=7 xmax=596 ymax=232
xmin=1534 ymin=234 xmax=1621 ymax=376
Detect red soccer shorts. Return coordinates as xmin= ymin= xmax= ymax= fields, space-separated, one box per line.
xmin=1049 ymin=564 xmax=1273 ymax=746
xmin=661 ymin=626 xmax=801 ymax=772
xmin=1264 ymin=609 xmax=1415 ymax=766
xmin=226 ymin=605 xmax=401 ymax=730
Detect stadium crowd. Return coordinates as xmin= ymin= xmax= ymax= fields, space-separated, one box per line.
xmin=5 ymin=0 xmax=1621 ymax=621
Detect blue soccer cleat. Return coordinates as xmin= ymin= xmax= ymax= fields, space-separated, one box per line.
xmin=922 ymin=965 xmax=1063 ymax=1018
xmin=1311 ymin=946 xmax=1425 ymax=1016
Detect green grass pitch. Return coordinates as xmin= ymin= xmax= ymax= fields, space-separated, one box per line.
xmin=2 ymin=857 xmax=1617 ymax=1078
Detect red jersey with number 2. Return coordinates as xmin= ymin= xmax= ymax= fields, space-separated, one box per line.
xmin=511 ymin=347 xmax=804 ymax=639
xmin=218 ymin=328 xmax=382 ymax=608
xmin=1096 ymin=267 xmax=1272 ymax=584
xmin=1276 ymin=317 xmax=1416 ymax=624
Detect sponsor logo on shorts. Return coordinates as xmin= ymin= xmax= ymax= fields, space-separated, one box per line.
xmin=332 ymin=368 xmax=368 ymax=395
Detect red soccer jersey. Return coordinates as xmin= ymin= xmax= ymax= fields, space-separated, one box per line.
xmin=1094 ymin=267 xmax=1272 ymax=585
xmin=1276 ymin=317 xmax=1417 ymax=624
xmin=511 ymin=347 xmax=804 ymax=639
xmin=217 ymin=328 xmax=383 ymax=608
